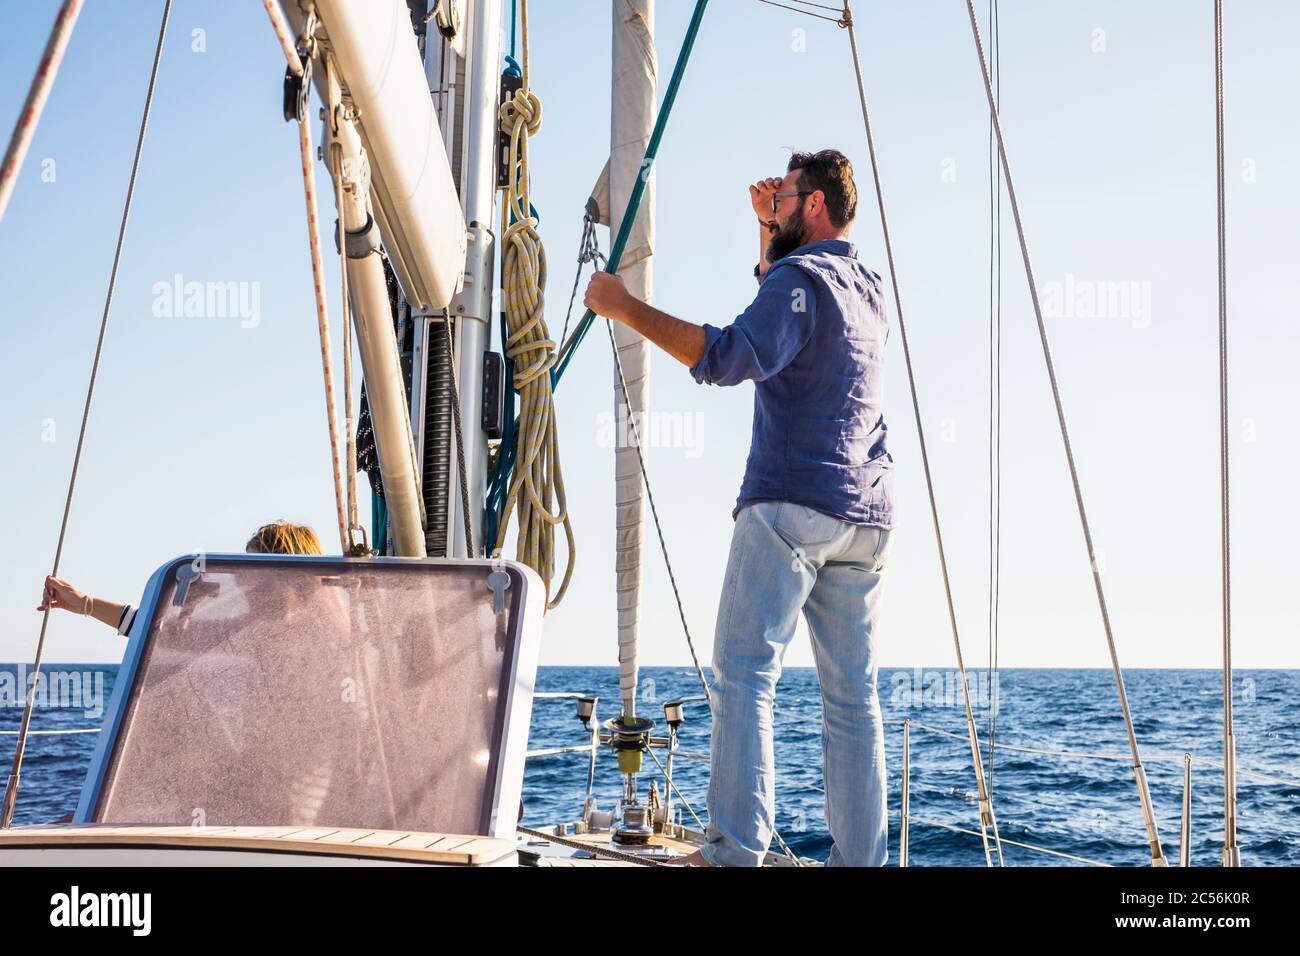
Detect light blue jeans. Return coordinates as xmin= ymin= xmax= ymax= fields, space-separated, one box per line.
xmin=700 ymin=500 xmax=892 ymax=867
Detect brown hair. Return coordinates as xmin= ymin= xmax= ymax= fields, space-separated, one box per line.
xmin=245 ymin=521 xmax=324 ymax=556
xmin=787 ymin=149 xmax=857 ymax=229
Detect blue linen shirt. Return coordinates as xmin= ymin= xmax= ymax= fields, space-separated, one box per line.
xmin=688 ymin=238 xmax=894 ymax=528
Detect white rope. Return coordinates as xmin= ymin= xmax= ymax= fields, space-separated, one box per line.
xmin=298 ymin=104 xmax=348 ymax=554
xmin=0 ymin=0 xmax=84 ymax=224
xmin=260 ymin=6 xmax=349 ymax=553
xmin=261 ymin=0 xmax=302 ymax=78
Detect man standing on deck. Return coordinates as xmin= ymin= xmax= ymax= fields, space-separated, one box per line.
xmin=583 ymin=148 xmax=894 ymax=867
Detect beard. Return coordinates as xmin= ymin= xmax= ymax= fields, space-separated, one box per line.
xmin=765 ymin=202 xmax=809 ymax=263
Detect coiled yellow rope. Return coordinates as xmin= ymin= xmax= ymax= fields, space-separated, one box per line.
xmin=492 ymin=5 xmax=575 ymax=609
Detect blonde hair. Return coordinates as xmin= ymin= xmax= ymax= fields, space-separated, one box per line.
xmin=245 ymin=521 xmax=324 ymax=556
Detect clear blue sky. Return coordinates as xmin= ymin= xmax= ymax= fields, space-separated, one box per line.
xmin=2 ymin=1 xmax=1297 ymax=669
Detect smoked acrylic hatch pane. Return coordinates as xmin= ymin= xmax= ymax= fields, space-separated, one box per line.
xmin=95 ymin=559 xmax=514 ymax=836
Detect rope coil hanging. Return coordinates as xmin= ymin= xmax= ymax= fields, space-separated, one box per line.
xmin=493 ymin=0 xmax=575 ymax=608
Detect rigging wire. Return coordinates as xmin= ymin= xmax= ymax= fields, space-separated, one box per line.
xmin=985 ymin=0 xmax=1002 ymax=802
xmin=772 ymin=0 xmax=845 ymax=13
xmin=754 ymin=0 xmax=846 ymax=25
xmin=325 ymin=93 xmax=365 ymax=555
xmin=441 ymin=308 xmax=476 ymax=557
xmin=341 ymin=193 xmax=360 ymax=548
xmin=840 ymin=0 xmax=1004 ymax=866
xmin=560 ymin=212 xmax=602 ymax=349
xmin=961 ymin=0 xmax=1167 ymax=866
xmin=1215 ymin=0 xmax=1239 ymax=868
xmin=1 ymin=0 xmax=173 ymax=830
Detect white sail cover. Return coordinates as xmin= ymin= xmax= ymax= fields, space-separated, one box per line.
xmin=307 ymin=0 xmax=468 ymax=311
xmin=609 ymin=0 xmax=655 ymax=713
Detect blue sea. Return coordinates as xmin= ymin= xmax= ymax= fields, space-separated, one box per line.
xmin=2 ymin=664 xmax=1296 ymax=866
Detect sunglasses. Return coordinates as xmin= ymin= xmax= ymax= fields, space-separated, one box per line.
xmin=771 ymin=190 xmax=813 ymax=214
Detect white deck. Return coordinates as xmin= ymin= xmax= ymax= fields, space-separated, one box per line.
xmin=0 ymin=824 xmax=518 ymax=866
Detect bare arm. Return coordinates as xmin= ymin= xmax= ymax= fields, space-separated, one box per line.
xmin=583 ymin=274 xmax=706 ymax=368
xmin=87 ymin=599 xmax=127 ymax=630
xmin=613 ymin=298 xmax=708 ymax=369
xmin=38 ymin=575 xmax=128 ymax=631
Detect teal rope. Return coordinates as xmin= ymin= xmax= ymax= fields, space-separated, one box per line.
xmin=551 ymin=0 xmax=711 ymax=383
xmin=371 ymin=488 xmax=388 ymax=556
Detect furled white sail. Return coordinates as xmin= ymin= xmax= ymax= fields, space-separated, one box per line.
xmin=610 ymin=0 xmax=656 ymax=716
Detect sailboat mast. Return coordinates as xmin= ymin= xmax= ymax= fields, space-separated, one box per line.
xmin=418 ymin=0 xmax=501 ymax=557
xmin=447 ymin=0 xmax=500 ymax=558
